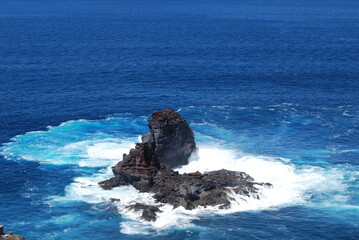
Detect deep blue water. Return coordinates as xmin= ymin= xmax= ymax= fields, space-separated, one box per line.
xmin=0 ymin=0 xmax=358 ymax=239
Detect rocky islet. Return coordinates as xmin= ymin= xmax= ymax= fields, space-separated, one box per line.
xmin=99 ymin=110 xmax=272 ymax=221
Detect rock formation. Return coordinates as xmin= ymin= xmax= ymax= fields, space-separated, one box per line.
xmin=0 ymin=226 xmax=25 ymax=240
xmin=100 ymin=110 xmax=196 ymax=192
xmin=99 ymin=110 xmax=271 ymax=221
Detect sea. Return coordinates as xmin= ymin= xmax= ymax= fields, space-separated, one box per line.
xmin=0 ymin=0 xmax=358 ymax=239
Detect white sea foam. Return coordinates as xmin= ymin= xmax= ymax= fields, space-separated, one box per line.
xmin=2 ymin=136 xmax=134 ymax=167
xmin=176 ymin=147 xmax=346 ymax=209
xmin=78 ymin=140 xmax=134 ymax=167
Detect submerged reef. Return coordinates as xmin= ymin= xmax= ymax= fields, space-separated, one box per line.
xmin=0 ymin=226 xmax=25 ymax=240
xmin=99 ymin=110 xmax=271 ymax=221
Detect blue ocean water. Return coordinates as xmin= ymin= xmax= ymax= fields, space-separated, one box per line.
xmin=0 ymin=0 xmax=358 ymax=239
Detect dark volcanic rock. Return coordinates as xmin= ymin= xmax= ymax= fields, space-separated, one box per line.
xmin=147 ymin=110 xmax=196 ymax=168
xmin=109 ymin=198 xmax=121 ymax=203
xmin=151 ymin=169 xmax=271 ymax=210
xmin=99 ymin=110 xmax=272 ymax=220
xmin=126 ymin=203 xmax=162 ymax=222
xmin=0 ymin=226 xmax=25 ymax=240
